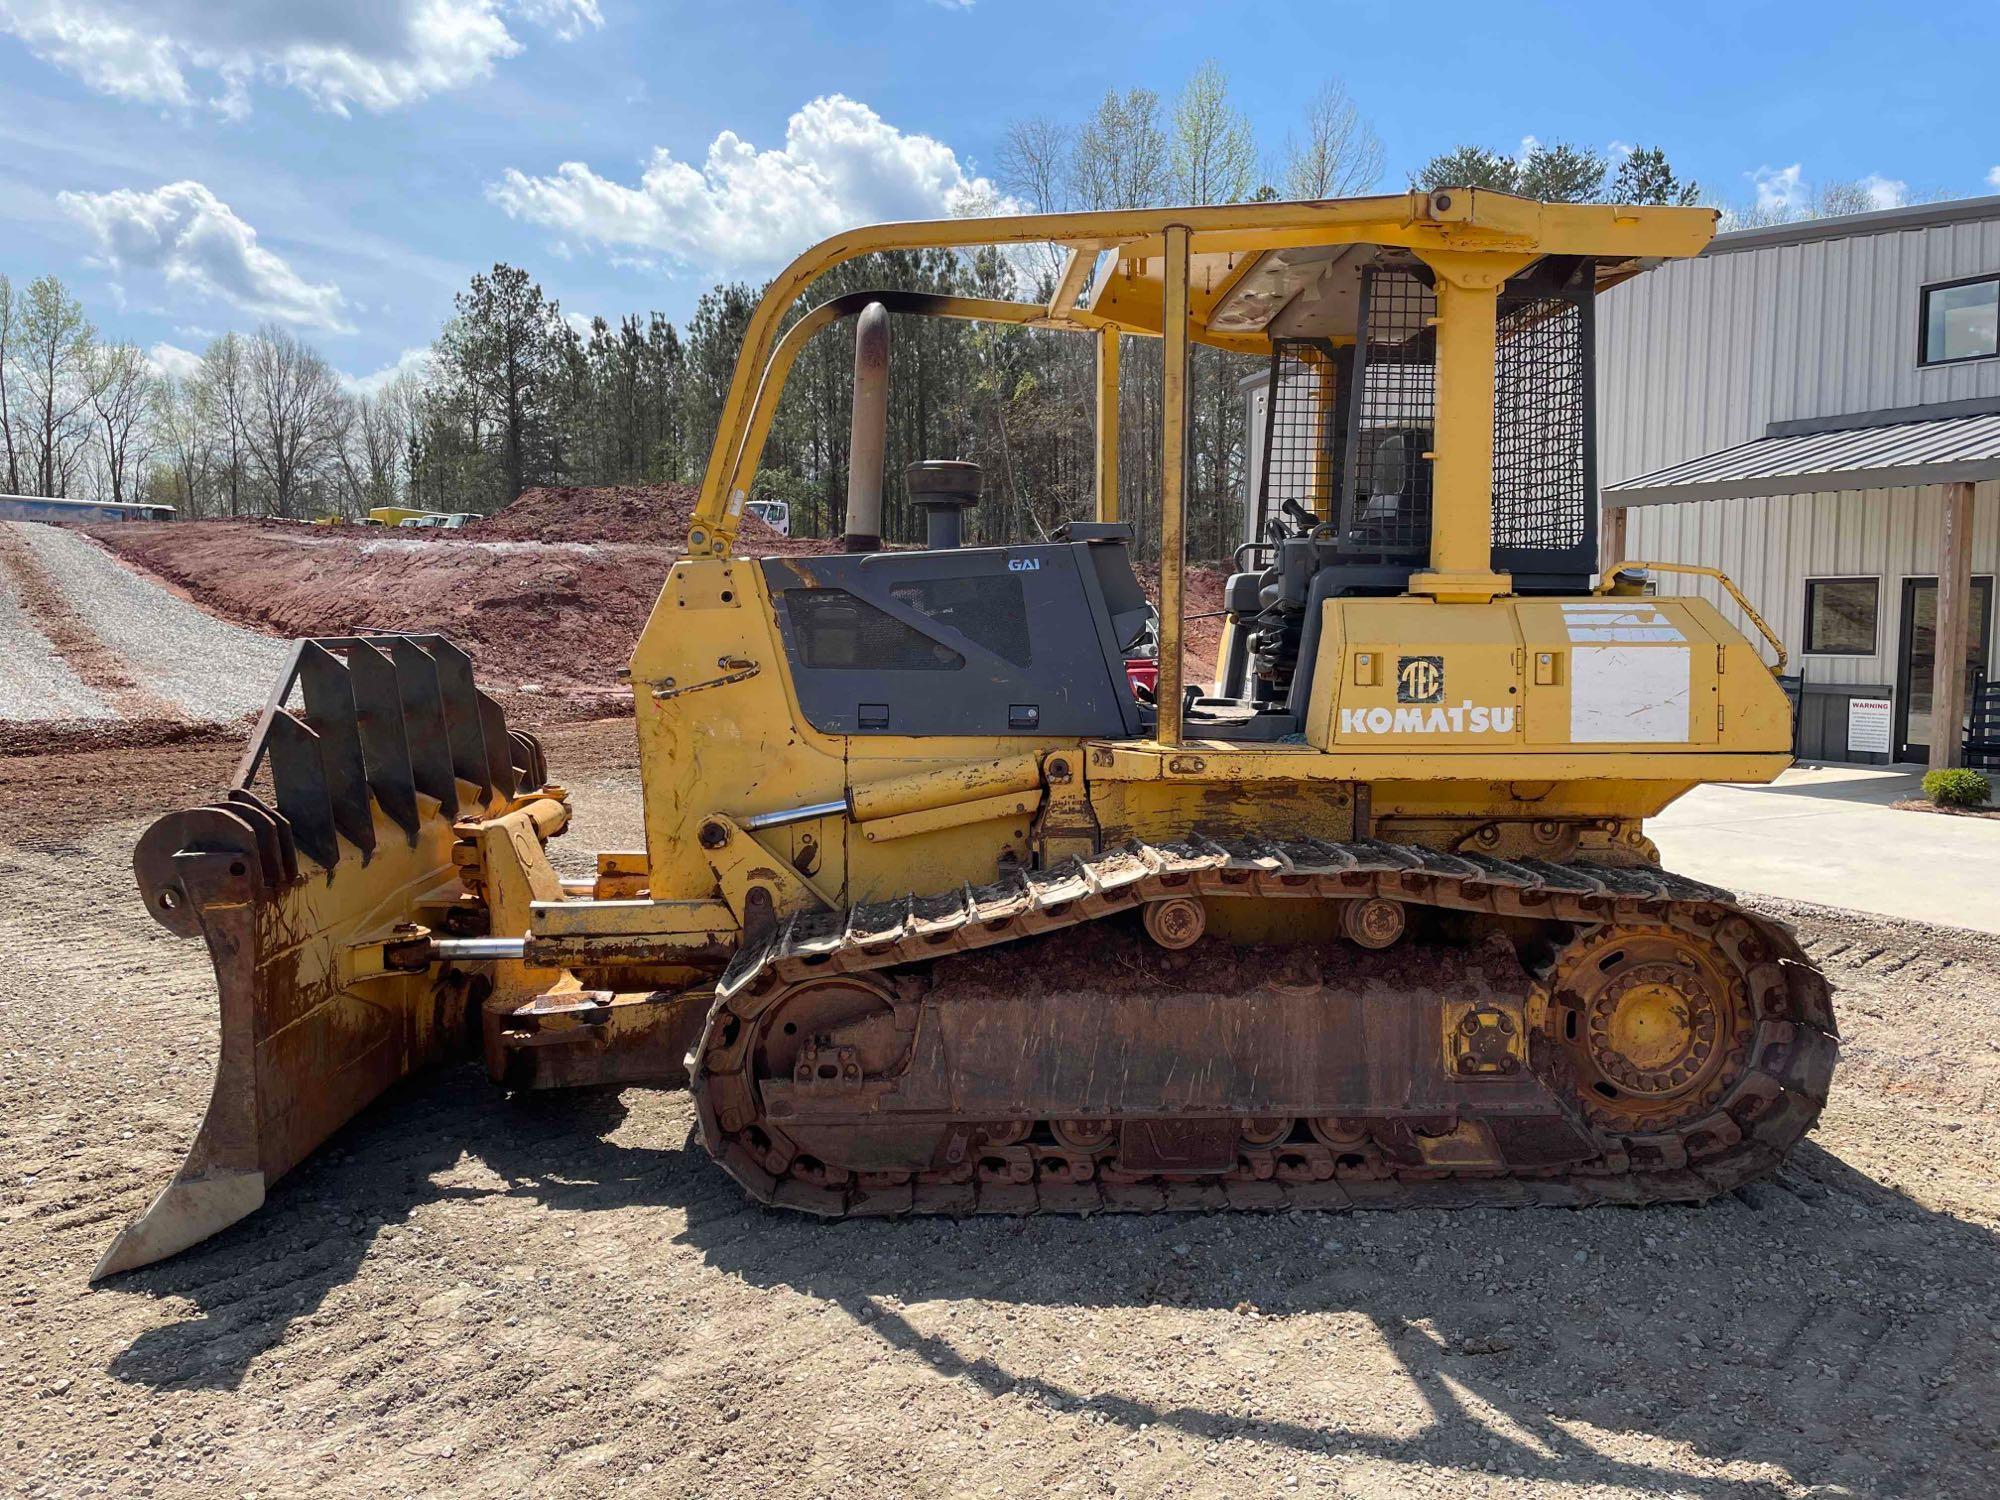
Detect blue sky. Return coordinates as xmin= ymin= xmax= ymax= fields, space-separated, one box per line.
xmin=0 ymin=0 xmax=1993 ymax=389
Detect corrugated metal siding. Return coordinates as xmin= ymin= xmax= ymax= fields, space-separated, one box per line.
xmin=1626 ymin=479 xmax=2000 ymax=686
xmin=1600 ymin=215 xmax=2000 ymax=485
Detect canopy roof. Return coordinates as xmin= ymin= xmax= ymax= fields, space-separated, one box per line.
xmin=1607 ymin=412 xmax=2000 ymax=507
xmin=690 ymin=189 xmax=1717 ymax=553
xmin=1074 ymin=191 xmax=1713 ymax=351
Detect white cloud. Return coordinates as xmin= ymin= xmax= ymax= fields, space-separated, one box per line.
xmin=342 ymin=345 xmax=433 ymax=397
xmin=0 ymin=0 xmax=601 ymax=117
xmin=1858 ymin=173 xmax=1907 ymax=211
xmin=59 ymin=179 xmax=352 ymax=331
xmin=1607 ymin=139 xmax=1635 ymax=162
xmin=489 ymin=93 xmax=1019 ymax=272
xmin=1516 ymin=134 xmax=1541 ymax=165
xmin=1988 ymin=165 xmax=2000 ymax=189
xmin=1751 ymin=162 xmax=1805 ymax=215
xmin=145 ymin=340 xmax=202 ymax=380
xmin=510 ymin=0 xmax=602 ymax=40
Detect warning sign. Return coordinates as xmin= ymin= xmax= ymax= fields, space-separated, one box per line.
xmin=1846 ymin=696 xmax=1892 ymax=756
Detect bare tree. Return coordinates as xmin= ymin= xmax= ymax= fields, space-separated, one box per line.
xmin=14 ymin=275 xmax=101 ymax=497
xmin=152 ymin=374 xmax=216 ymax=518
xmin=194 ymin=332 xmax=253 ymax=516
xmin=997 ymin=115 xmax=1075 ymax=284
xmin=1071 ymin=89 xmax=1169 ymax=210
xmin=338 ymin=376 xmax=419 ymax=516
xmin=1717 ymin=174 xmax=1943 ymax=230
xmin=998 ymin=116 xmax=1072 ymax=214
xmin=89 ymin=343 xmax=157 ymax=504
xmin=1281 ymin=80 xmax=1385 ymax=200
xmin=1811 ymin=180 xmax=1883 ymax=218
xmin=0 ymin=275 xmax=19 ymax=495
xmin=243 ymin=324 xmax=348 ymax=518
xmin=1170 ymin=61 xmax=1257 ymax=206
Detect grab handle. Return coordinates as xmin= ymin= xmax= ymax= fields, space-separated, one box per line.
xmin=1598 ymin=560 xmax=1787 ymax=675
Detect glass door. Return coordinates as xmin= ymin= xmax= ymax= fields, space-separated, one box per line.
xmin=1897 ymin=576 xmax=1994 ymax=761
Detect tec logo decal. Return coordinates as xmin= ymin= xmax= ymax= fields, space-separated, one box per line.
xmin=1397 ymin=655 xmax=1444 ymax=704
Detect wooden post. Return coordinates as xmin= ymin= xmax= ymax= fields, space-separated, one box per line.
xmin=1094 ymin=327 xmax=1120 ymax=524
xmin=1600 ymin=502 xmax=1629 ymax=581
xmin=1930 ymin=480 xmax=1976 ymax=771
xmin=1157 ymin=225 xmax=1191 ymax=747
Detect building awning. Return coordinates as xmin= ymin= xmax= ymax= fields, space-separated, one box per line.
xmin=1606 ymin=412 xmax=2000 ymax=507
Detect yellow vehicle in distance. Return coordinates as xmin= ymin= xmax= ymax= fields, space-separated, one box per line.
xmin=367 ymin=506 xmax=441 ymax=527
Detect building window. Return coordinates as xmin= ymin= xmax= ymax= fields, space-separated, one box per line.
xmin=1803 ymin=577 xmax=1880 ymax=656
xmin=1921 ymin=275 xmax=1999 ymax=365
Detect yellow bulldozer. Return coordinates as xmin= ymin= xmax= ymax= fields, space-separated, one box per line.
xmin=99 ymin=189 xmax=1836 ymax=1277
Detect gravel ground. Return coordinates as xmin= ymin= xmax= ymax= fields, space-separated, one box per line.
xmin=0 ymin=545 xmax=113 ymax=723
xmin=10 ymin=523 xmax=289 ymax=722
xmin=2 ymin=723 xmax=1996 ymax=1500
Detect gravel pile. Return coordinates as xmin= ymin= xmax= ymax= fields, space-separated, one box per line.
xmin=0 ymin=543 xmax=114 ymax=723
xmin=13 ymin=523 xmax=290 ymax=721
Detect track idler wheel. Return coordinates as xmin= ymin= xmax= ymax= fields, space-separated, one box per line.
xmin=1546 ymin=921 xmax=1757 ymax=1133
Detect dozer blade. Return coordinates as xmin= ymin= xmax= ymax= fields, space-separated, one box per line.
xmin=96 ymin=636 xmax=549 ymax=1280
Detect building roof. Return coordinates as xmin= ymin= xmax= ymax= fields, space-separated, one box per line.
xmin=1706 ymin=194 xmax=2000 ymax=256
xmin=1605 ymin=412 xmax=2000 ymax=507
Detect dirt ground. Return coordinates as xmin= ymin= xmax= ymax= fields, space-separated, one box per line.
xmin=3 ymin=722 xmax=1997 ymax=1500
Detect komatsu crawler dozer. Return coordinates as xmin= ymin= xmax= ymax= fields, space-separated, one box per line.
xmin=99 ymin=190 xmax=1837 ymax=1277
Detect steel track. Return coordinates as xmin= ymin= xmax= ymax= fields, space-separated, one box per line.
xmin=690 ymin=837 xmax=1839 ymax=1216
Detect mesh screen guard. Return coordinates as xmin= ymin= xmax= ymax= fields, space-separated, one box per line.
xmin=1491 ymin=260 xmax=1597 ymax=580
xmin=1251 ymin=256 xmax=1597 ymax=583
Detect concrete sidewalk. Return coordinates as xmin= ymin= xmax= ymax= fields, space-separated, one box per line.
xmin=1650 ymin=763 xmax=2000 ymax=933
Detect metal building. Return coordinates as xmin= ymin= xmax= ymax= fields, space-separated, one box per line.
xmin=0 ymin=494 xmax=176 ymax=524
xmin=1599 ymin=196 xmax=2000 ymax=767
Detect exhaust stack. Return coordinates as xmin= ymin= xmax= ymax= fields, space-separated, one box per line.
xmin=907 ymin=460 xmax=982 ymax=550
xmin=843 ymin=302 xmax=890 ymax=552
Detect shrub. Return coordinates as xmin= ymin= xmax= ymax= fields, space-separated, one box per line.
xmin=1922 ymin=767 xmax=1992 ymax=808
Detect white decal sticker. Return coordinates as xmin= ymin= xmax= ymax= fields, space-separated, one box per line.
xmin=1570 ymin=646 xmax=1690 ymax=743
xmin=1560 ymin=601 xmax=1684 ymax=643
xmin=1565 ymin=626 xmax=1687 ymax=642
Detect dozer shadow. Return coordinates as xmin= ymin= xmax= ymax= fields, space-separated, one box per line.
xmin=104 ymin=1075 xmax=1997 ymax=1500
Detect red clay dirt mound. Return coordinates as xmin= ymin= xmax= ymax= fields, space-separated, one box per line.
xmin=88 ymin=502 xmax=1232 ymax=731
xmin=470 ymin=482 xmax=824 ymax=553
xmin=92 ymin=521 xmax=667 ymax=723
xmin=1133 ymin=561 xmax=1227 ymax=682
xmin=469 ymin=482 xmax=712 ymax=545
